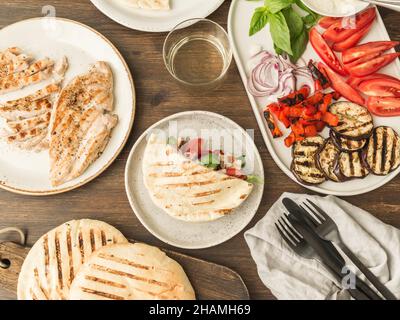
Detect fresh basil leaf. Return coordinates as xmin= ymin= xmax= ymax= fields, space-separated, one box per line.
xmin=302 ymin=13 xmax=318 ymax=27
xmin=294 ymin=0 xmax=320 ymax=22
xmin=264 ymin=0 xmax=294 ymax=14
xmin=274 ymin=44 xmax=284 ymax=55
xmin=282 ymin=7 xmax=304 ymax=39
xmin=289 ymin=27 xmax=308 ymax=63
xmin=200 ymin=153 xmax=220 ymax=169
xmin=249 ymin=6 xmax=269 ymax=36
xmin=268 ymin=11 xmax=292 ymax=55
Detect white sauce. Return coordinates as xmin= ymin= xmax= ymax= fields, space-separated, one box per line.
xmin=303 ymin=0 xmax=367 ymax=17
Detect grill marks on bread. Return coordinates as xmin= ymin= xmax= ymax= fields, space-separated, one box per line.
xmin=17 ymin=220 xmax=128 ymax=300
xmin=69 ymin=243 xmax=196 ymax=300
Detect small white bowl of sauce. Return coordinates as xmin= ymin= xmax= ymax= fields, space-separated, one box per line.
xmin=301 ymin=0 xmax=369 ymax=17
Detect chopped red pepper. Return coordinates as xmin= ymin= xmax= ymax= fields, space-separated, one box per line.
xmin=315 ymin=121 xmax=326 ymax=132
xmin=322 ymin=112 xmax=339 ymax=127
xmin=278 ymin=86 xmax=311 ymax=107
xmin=304 ymin=125 xmax=318 ymax=137
xmin=284 ymin=132 xmax=296 ymax=147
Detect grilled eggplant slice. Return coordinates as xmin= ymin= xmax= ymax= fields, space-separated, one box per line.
xmin=316 ymin=138 xmax=341 ymax=182
xmin=329 ymin=102 xmax=373 ymax=140
xmin=291 ymin=136 xmax=326 ymax=185
xmin=363 ymin=126 xmax=400 ymax=175
xmin=330 ymin=130 xmax=367 ymax=152
xmin=335 ymin=151 xmax=369 ymax=180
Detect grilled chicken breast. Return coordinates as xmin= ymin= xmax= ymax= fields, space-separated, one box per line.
xmin=50 ymin=61 xmax=117 ymax=187
xmin=142 ymin=134 xmax=253 ymax=222
xmin=17 ymin=220 xmax=128 ymax=300
xmin=69 ymin=243 xmax=195 ymax=300
xmin=291 ymin=136 xmax=326 ymax=185
xmin=364 ymin=126 xmax=400 ymax=175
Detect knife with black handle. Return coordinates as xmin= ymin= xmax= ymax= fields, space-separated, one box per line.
xmin=283 ymin=199 xmax=382 ymax=300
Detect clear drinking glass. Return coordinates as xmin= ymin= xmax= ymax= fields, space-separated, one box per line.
xmin=163 ymin=18 xmax=232 ymax=92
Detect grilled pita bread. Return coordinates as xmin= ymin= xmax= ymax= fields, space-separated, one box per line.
xmin=17 ymin=219 xmax=128 ymax=300
xmin=69 ymin=243 xmax=195 ymax=300
xmin=50 ymin=61 xmax=117 ymax=186
xmin=123 ymin=0 xmax=170 ymax=10
xmin=142 ymin=134 xmax=254 ymax=222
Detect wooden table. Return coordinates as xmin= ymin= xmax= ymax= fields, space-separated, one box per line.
xmin=0 ymin=0 xmax=399 ymax=300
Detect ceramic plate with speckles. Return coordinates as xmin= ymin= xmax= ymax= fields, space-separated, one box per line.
xmin=0 ymin=18 xmax=135 ymax=195
xmin=125 ymin=111 xmax=264 ymax=249
xmin=90 ymin=0 xmax=225 ymax=32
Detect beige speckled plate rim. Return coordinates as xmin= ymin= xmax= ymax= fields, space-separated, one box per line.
xmin=124 ymin=110 xmax=265 ymax=249
xmin=0 ymin=17 xmax=136 ymax=196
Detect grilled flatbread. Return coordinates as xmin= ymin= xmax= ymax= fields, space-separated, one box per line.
xmin=291 ymin=136 xmax=326 ymax=185
xmin=69 ymin=243 xmax=195 ymax=300
xmin=50 ymin=61 xmax=118 ymax=186
xmin=122 ymin=0 xmax=170 ymax=10
xmin=363 ymin=126 xmax=400 ymax=175
xmin=17 ymin=219 xmax=128 ymax=300
xmin=329 ymin=102 xmax=373 ymax=140
xmin=142 ymin=134 xmax=253 ymax=222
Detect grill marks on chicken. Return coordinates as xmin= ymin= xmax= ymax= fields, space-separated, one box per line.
xmin=50 ymin=61 xmax=118 ymax=186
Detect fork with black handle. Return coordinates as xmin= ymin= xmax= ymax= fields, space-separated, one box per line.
xmin=300 ymin=199 xmax=397 ymax=300
xmin=275 ymin=213 xmax=370 ymax=300
xmin=283 ymin=198 xmax=382 ymax=300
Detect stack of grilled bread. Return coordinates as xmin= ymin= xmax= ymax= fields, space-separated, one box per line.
xmin=17 ymin=219 xmax=195 ymax=300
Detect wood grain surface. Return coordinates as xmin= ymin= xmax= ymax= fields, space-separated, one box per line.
xmin=0 ymin=0 xmax=399 ymax=300
xmin=0 ymin=241 xmax=250 ymax=300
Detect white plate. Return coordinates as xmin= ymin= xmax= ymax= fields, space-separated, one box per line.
xmin=228 ymin=1 xmax=400 ymax=196
xmin=0 ymin=18 xmax=135 ymax=195
xmin=90 ymin=0 xmax=225 ymax=32
xmin=125 ymin=111 xmax=264 ymax=249
xmin=301 ymin=0 xmax=369 ymax=18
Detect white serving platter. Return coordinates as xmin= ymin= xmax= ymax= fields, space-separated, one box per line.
xmin=228 ymin=1 xmax=400 ymax=196
xmin=90 ymin=0 xmax=225 ymax=32
xmin=0 ymin=18 xmax=135 ymax=195
xmin=125 ymin=111 xmax=264 ymax=249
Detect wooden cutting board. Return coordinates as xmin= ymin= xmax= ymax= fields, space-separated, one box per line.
xmin=0 ymin=241 xmax=249 ymax=300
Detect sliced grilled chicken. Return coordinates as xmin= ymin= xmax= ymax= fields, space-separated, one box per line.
xmin=330 ymin=130 xmax=367 ymax=152
xmin=329 ymin=102 xmax=373 ymax=140
xmin=291 ymin=136 xmax=326 ymax=185
xmin=335 ymin=151 xmax=369 ymax=180
xmin=316 ymin=138 xmax=341 ymax=182
xmin=0 ymin=58 xmax=54 ymax=94
xmin=363 ymin=126 xmax=400 ymax=175
xmin=50 ymin=61 xmax=117 ymax=187
xmin=0 ymin=83 xmax=60 ymax=109
xmin=0 ymin=47 xmax=30 ymax=77
xmin=0 ymin=98 xmax=52 ymax=121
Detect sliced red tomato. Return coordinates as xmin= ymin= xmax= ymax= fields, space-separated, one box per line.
xmin=342 ymin=41 xmax=400 ymax=64
xmin=323 ymin=7 xmax=376 ymax=43
xmin=359 ymin=79 xmax=400 ymax=97
xmin=344 ymin=52 xmax=381 ymax=70
xmin=181 ymin=138 xmax=203 ymax=159
xmin=226 ymin=168 xmax=247 ymax=179
xmin=310 ymin=28 xmax=347 ymax=76
xmin=319 ymin=16 xmax=342 ymax=29
xmin=318 ymin=62 xmax=365 ymax=105
xmin=332 ymin=21 xmax=373 ymax=52
xmin=346 ymin=53 xmax=400 ymax=77
xmin=366 ymin=96 xmax=400 ymax=116
xmin=347 ymin=73 xmax=399 ymax=89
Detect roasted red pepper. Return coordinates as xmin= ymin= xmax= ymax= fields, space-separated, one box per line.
xmin=278 ymin=86 xmax=310 ymax=107
xmin=322 ymin=112 xmax=339 ymax=127
xmin=263 ymin=108 xmax=283 ymax=138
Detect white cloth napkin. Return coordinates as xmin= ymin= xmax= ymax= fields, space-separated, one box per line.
xmin=245 ymin=192 xmax=400 ymax=300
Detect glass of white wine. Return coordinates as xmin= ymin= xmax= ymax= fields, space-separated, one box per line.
xmin=163 ymin=18 xmax=232 ymax=93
